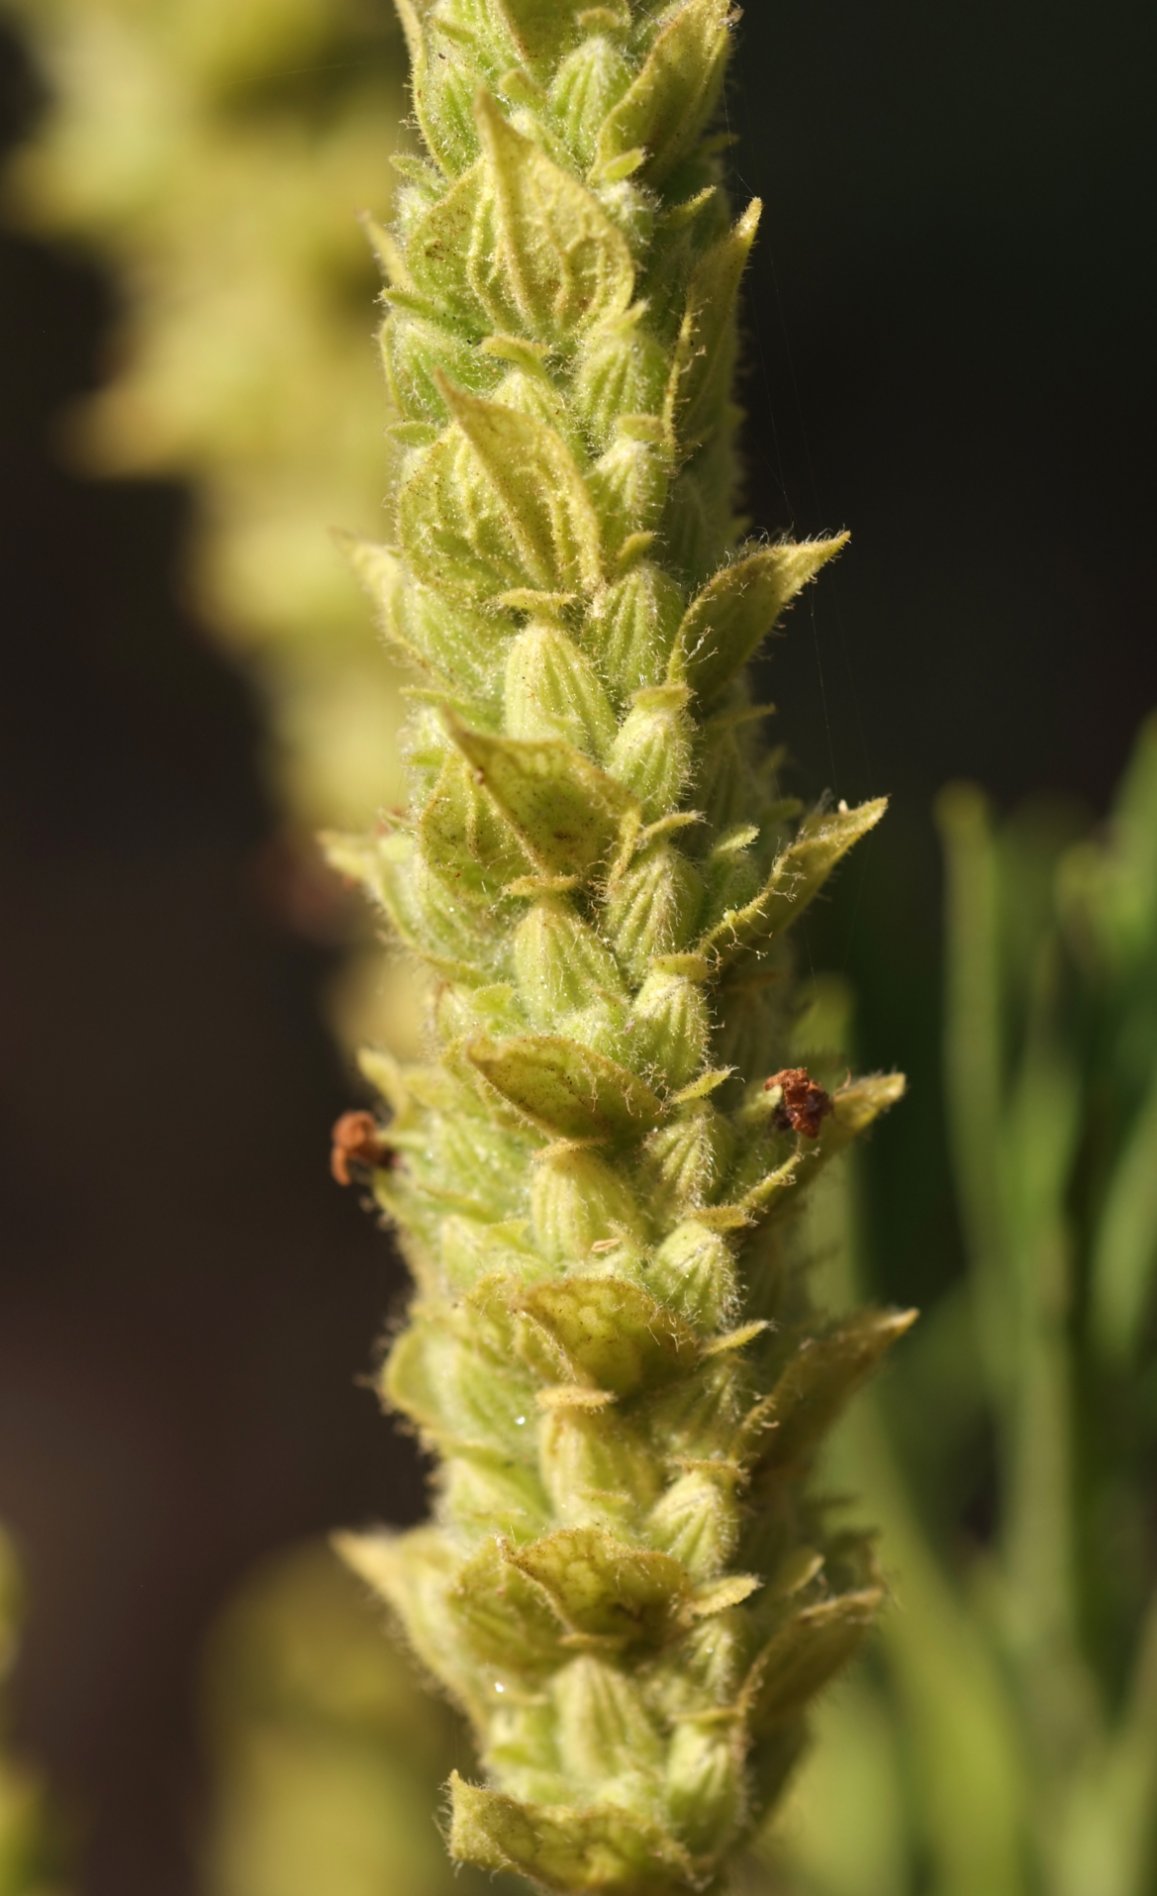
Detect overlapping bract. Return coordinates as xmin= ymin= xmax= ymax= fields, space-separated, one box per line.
xmin=337 ymin=4 xmax=909 ymax=1888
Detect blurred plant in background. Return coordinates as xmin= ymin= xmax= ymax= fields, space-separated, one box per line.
xmin=0 ymin=0 xmax=409 ymax=862
xmin=202 ymin=1541 xmax=518 ymax=1896
xmin=0 ymin=1537 xmax=64 ymax=1896
xmin=2 ymin=0 xmax=427 ymax=1070
xmin=780 ymin=716 xmax=1157 ymax=1896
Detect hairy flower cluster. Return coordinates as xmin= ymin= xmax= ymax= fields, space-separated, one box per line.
xmin=335 ymin=4 xmax=910 ymax=1890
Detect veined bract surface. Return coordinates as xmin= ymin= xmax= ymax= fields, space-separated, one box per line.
xmin=333 ymin=4 xmax=911 ymax=1890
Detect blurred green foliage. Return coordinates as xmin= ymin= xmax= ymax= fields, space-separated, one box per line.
xmin=0 ymin=1539 xmax=65 ymax=1896
xmin=201 ymin=1542 xmax=520 ymax=1896
xmin=781 ymin=716 xmax=1157 ymax=1896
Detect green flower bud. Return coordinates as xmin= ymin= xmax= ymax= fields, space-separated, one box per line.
xmin=538 ymin=1395 xmax=660 ymax=1528
xmin=629 ymin=966 xmax=711 ymax=1089
xmin=504 ymin=624 xmax=618 ymax=757
xmin=589 ymin=430 xmax=671 ymax=560
xmin=550 ymin=37 xmax=636 ymax=169
xmin=440 ymin=1451 xmax=552 ymax=1544
xmin=639 ymin=1104 xmax=734 ymax=1217
xmin=531 ymin=1146 xmax=645 ymax=1261
xmin=648 ymin=1469 xmax=742 ymax=1579
xmin=664 ymin=1722 xmax=745 ymax=1856
xmin=381 ymin=308 xmax=499 ymax=425
xmin=554 ymin=1657 xmax=664 ymax=1794
xmin=605 ymin=842 xmax=704 ymax=980
xmin=607 ymin=685 xmax=694 ymax=822
xmin=574 ymin=321 xmax=671 ymax=453
xmin=587 ymin=561 xmax=687 ymax=705
xmin=648 ymin=1219 xmax=738 ymax=1329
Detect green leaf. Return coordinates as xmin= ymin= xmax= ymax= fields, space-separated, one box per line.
xmin=819 ymin=1071 xmax=909 ymax=1153
xmin=468 ymin=1034 xmax=664 ymax=1141
xmin=493 ymin=0 xmax=592 ymax=76
xmin=449 ymin=1538 xmax=567 ymax=1676
xmin=747 ymin=1586 xmax=884 ymax=1728
xmin=419 ymin=750 xmax=535 ymax=900
xmin=668 ymin=199 xmax=760 ymax=454
xmin=445 ymin=712 xmax=636 ymax=876
xmin=324 ymin=829 xmax=497 ymax=980
xmin=937 ymin=784 xmax=1015 ymax=1399
xmin=735 ymin=1152 xmax=802 ymax=1219
xmin=395 ymin=0 xmax=478 ymax=177
xmin=445 ymin=378 xmax=603 ymax=595
xmin=698 ymin=797 xmax=888 ymax=962
xmin=338 ymin=1527 xmax=487 ymax=1718
xmin=474 ymin=91 xmax=635 ymax=342
xmin=404 ymin=161 xmax=493 ymax=333
xmin=450 ymin=1773 xmax=696 ymax=1892
xmin=671 ymin=536 xmax=849 ymax=700
xmin=397 ymin=382 xmax=603 ymax=607
xmin=510 ymin=1526 xmax=689 ymax=1645
xmin=760 ymin=1310 xmax=917 ymax=1472
xmin=520 ymin=1275 xmax=698 ymax=1395
xmin=385 ymin=1317 xmax=538 ymax=1455
xmin=595 ymin=0 xmax=733 ymax=185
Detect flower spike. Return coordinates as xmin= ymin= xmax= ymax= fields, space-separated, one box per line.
xmin=338 ymin=4 xmax=910 ymax=1888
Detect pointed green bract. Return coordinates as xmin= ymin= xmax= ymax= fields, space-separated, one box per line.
xmin=474 ymin=93 xmax=636 ymax=339
xmin=594 ymin=0 xmax=733 ymax=184
xmin=340 ymin=3 xmax=907 ymax=1889
xmin=671 ymin=535 xmax=850 ymax=701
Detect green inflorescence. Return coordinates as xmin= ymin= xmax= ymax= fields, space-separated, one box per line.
xmin=334 ymin=5 xmax=911 ymax=1890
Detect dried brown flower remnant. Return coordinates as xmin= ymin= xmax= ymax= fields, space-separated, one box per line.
xmin=330 ymin=1110 xmax=391 ymax=1186
xmin=764 ymin=1067 xmax=834 ymax=1138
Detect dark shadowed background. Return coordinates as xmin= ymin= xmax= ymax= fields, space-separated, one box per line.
xmin=1 ymin=4 xmax=1154 ymax=1892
